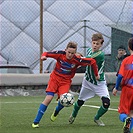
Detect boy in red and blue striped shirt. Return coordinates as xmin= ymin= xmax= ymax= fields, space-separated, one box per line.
xmin=113 ymin=38 xmax=133 ymax=133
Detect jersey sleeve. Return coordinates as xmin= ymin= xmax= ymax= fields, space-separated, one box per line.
xmin=115 ymin=74 xmax=123 ymax=90
xmin=41 ymin=51 xmax=64 ymax=60
xmin=79 ymin=57 xmax=98 ymax=76
xmin=91 ymin=60 xmax=99 ymax=76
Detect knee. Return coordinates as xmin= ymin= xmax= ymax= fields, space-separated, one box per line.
xmin=77 ymin=99 xmax=84 ymax=106
xmin=101 ymin=97 xmax=110 ymax=109
xmin=43 ymin=95 xmax=54 ymax=105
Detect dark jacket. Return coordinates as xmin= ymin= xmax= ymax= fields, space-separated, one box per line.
xmin=114 ymin=54 xmax=129 ymax=76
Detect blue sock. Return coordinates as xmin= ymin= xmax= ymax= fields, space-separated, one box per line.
xmin=119 ymin=113 xmax=128 ymax=122
xmin=55 ymin=101 xmax=64 ymax=115
xmin=34 ymin=103 xmax=47 ymax=124
xmin=130 ymin=117 xmax=133 ymax=132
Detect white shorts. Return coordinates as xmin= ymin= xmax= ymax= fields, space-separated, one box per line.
xmin=78 ymin=78 xmax=110 ymax=101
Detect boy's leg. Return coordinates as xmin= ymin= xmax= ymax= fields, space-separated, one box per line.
xmin=51 ymin=101 xmax=64 ymax=122
xmin=32 ymin=103 xmax=47 ymax=127
xmin=69 ymin=100 xmax=84 ymax=124
xmin=130 ymin=110 xmax=133 ymax=132
xmin=69 ymin=80 xmax=94 ymax=124
xmin=123 ymin=117 xmax=131 ymax=133
xmin=94 ymin=105 xmax=108 ymax=119
xmin=119 ymin=113 xmax=132 ymax=133
xmin=50 ymin=82 xmax=71 ymax=122
xmin=94 ymin=106 xmax=107 ymax=126
xmin=130 ymin=117 xmax=133 ymax=132
xmin=32 ymin=92 xmax=54 ymax=128
xmin=121 ymin=115 xmax=133 ymax=132
xmin=94 ymin=97 xmax=110 ymax=126
xmin=119 ymin=113 xmax=128 ymax=122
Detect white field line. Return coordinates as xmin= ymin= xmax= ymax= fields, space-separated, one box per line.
xmin=0 ymin=101 xmax=118 ymax=111
xmin=83 ymin=104 xmax=118 ymax=111
xmin=0 ymin=102 xmax=39 ymax=104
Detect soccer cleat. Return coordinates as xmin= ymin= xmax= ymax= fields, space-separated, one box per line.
xmin=94 ymin=119 xmax=105 ymax=126
xmin=32 ymin=123 xmax=39 ymax=128
xmin=69 ymin=115 xmax=75 ymax=124
xmin=123 ymin=117 xmax=131 ymax=133
xmin=50 ymin=112 xmax=58 ymax=122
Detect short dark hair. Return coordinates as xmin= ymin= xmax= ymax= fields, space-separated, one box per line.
xmin=66 ymin=42 xmax=77 ymax=50
xmin=128 ymin=38 xmax=133 ymax=51
xmin=91 ymin=33 xmax=104 ymax=44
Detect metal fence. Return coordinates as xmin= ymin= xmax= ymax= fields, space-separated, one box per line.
xmin=1 ymin=0 xmax=132 ymax=73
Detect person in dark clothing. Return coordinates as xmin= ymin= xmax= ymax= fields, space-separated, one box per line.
xmin=114 ymin=45 xmax=129 ymax=76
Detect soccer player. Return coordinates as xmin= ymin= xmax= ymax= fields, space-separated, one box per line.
xmin=113 ymin=37 xmax=133 ymax=133
xmin=32 ymin=41 xmax=100 ymax=128
xmin=69 ymin=33 xmax=110 ymax=126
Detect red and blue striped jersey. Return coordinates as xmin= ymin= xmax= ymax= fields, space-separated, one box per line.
xmin=41 ymin=50 xmax=98 ymax=80
xmin=119 ymin=55 xmax=133 ymax=88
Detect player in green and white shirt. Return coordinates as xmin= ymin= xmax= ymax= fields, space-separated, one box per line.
xmin=69 ymin=33 xmax=110 ymax=126
xmin=85 ymin=48 xmax=105 ymax=85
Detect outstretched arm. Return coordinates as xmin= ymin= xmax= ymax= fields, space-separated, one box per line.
xmin=80 ymin=57 xmax=99 ymax=79
xmin=41 ymin=51 xmax=63 ymax=61
xmin=41 ymin=52 xmax=47 ymax=61
xmin=91 ymin=60 xmax=100 ymax=80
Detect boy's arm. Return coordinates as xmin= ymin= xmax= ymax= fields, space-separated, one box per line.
xmin=79 ymin=57 xmax=99 ymax=79
xmin=112 ymin=74 xmax=123 ymax=96
xmin=113 ymin=58 xmax=125 ymax=96
xmin=91 ymin=60 xmax=100 ymax=79
xmin=41 ymin=52 xmax=47 ymax=61
xmin=41 ymin=51 xmax=63 ymax=61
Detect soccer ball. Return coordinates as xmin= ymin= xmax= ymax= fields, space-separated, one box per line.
xmin=60 ymin=93 xmax=75 ymax=107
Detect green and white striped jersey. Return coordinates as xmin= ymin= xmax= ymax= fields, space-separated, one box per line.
xmin=85 ymin=48 xmax=105 ymax=85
